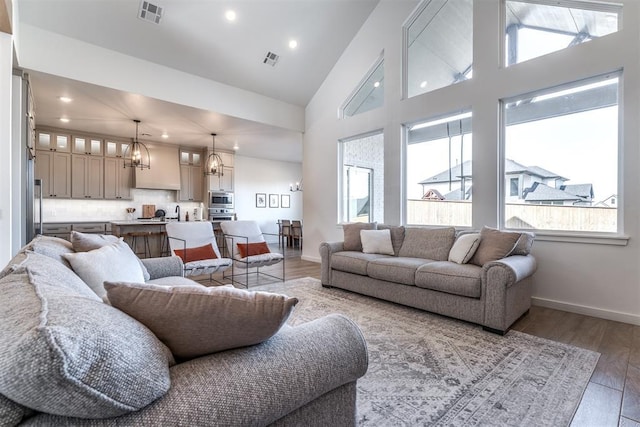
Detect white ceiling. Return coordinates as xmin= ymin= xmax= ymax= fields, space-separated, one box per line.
xmin=17 ymin=0 xmax=380 ymax=162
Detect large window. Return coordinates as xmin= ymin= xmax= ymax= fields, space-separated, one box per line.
xmin=505 ymin=0 xmax=621 ymax=66
xmin=502 ymin=73 xmax=619 ymax=232
xmin=406 ymin=111 xmax=472 ymax=227
xmin=340 ymin=132 xmax=384 ymax=223
xmin=405 ymin=0 xmax=473 ymax=98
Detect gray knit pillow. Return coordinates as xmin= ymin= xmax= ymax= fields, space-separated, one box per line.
xmin=0 ymin=266 xmax=173 ymax=418
xmin=0 ymin=394 xmax=27 ymax=427
xmin=398 ymin=227 xmax=456 ymax=261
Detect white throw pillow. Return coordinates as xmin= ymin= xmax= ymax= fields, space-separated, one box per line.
xmin=63 ymin=240 xmax=145 ymax=298
xmin=448 ymin=233 xmax=481 ymax=264
xmin=360 ymin=229 xmax=395 ymax=255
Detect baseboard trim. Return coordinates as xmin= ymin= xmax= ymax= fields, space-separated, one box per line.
xmin=301 ymin=255 xmax=321 ymax=263
xmin=532 ymin=297 xmax=640 ymax=326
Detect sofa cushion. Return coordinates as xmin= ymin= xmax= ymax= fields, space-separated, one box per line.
xmin=343 ymin=222 xmax=376 ymax=251
xmin=368 ymin=257 xmax=435 ymax=286
xmin=470 ymin=226 xmax=522 ymax=266
xmin=63 ymin=240 xmax=146 ymax=298
xmin=22 ymin=235 xmax=74 ymax=269
xmin=70 ymin=231 xmax=150 ymax=281
xmin=104 ymin=281 xmax=298 ymax=360
xmin=331 ymin=251 xmax=390 ymax=276
xmin=361 ymin=229 xmax=395 ymax=255
xmin=377 ymin=224 xmax=405 ymax=256
xmin=415 ymin=261 xmax=483 ymax=298
xmin=510 ymin=231 xmax=535 ymax=256
xmin=0 ymin=264 xmax=173 ymax=419
xmin=448 ymin=233 xmax=481 ymax=264
xmin=0 ymin=394 xmax=27 ymax=427
xmin=398 ymin=227 xmax=456 ymax=261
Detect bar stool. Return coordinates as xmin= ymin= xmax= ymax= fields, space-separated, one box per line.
xmin=125 ymin=231 xmax=152 ymax=258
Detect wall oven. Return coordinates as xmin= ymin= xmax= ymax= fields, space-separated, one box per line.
xmin=210 ymin=191 xmax=234 ymax=209
xmin=208 ymin=208 xmax=236 ymax=222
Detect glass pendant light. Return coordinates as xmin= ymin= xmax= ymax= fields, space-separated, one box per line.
xmin=123 ymin=119 xmax=151 ymax=170
xmin=204 ymin=133 xmax=224 ymax=177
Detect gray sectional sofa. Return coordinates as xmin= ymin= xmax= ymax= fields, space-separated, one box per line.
xmin=0 ymin=235 xmax=368 ymax=426
xmin=320 ymin=224 xmax=537 ymax=334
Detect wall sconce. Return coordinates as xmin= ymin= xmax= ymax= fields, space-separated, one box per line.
xmin=290 ymin=180 xmax=303 ymax=192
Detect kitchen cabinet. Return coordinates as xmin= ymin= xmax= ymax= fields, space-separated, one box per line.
xmin=42 ymin=223 xmax=72 ymax=240
xmin=72 ymin=155 xmax=104 ymax=199
xmin=209 ymin=166 xmax=234 ymax=192
xmin=179 ymin=149 xmax=204 ymax=202
xmin=36 ymin=131 xmax=71 ymax=152
xmin=73 ymin=223 xmax=108 ymax=234
xmin=104 ymin=139 xmax=130 ymax=158
xmin=35 ymin=150 xmax=72 ymax=198
xmin=72 ymin=136 xmax=103 ymax=155
xmin=104 ymin=157 xmax=133 ymax=200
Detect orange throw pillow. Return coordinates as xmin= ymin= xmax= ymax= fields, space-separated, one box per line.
xmin=237 ymin=242 xmax=271 ymax=258
xmin=174 ymin=244 xmax=217 ymax=263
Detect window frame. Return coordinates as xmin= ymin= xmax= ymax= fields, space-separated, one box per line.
xmin=339 ymin=53 xmax=385 ymax=119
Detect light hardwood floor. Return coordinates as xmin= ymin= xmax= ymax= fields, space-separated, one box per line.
xmin=204 ymin=246 xmax=639 ymax=426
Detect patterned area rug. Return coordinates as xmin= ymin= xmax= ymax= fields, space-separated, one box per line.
xmin=255 ymin=277 xmax=599 ymax=427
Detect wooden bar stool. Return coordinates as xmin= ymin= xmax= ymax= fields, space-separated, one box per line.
xmin=126 ymin=231 xmax=152 ymax=258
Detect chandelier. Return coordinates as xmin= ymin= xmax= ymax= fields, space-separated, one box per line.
xmin=290 ymin=179 xmax=303 ymax=192
xmin=123 ymin=119 xmax=151 ymax=170
xmin=204 ymin=133 xmax=224 ymax=177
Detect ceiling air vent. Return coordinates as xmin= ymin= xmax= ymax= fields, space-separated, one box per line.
xmin=263 ymin=51 xmax=280 ymax=67
xmin=138 ymin=1 xmax=163 ymax=24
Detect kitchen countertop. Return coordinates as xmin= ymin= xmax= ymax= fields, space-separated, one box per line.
xmin=110 ymin=219 xmax=206 ymax=226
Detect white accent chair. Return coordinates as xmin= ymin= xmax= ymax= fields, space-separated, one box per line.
xmin=219 ymin=220 xmax=285 ymax=287
xmin=165 ymin=222 xmax=232 ymax=284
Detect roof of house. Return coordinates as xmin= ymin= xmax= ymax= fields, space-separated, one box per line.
xmin=560 ymin=184 xmax=594 ymax=199
xmin=524 ymin=182 xmax=584 ymax=202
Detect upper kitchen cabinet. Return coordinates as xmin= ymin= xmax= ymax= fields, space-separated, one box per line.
xmin=104 ymin=139 xmax=130 ymax=158
xmin=179 ymin=148 xmax=204 ymax=202
xmin=72 ymin=136 xmax=103 ymax=155
xmin=35 ymin=150 xmax=71 ymax=198
xmin=36 ymin=131 xmax=70 ymax=152
xmin=210 ymin=166 xmax=234 ymax=192
xmin=71 ymin=154 xmax=104 ymax=199
xmin=104 ymin=157 xmax=132 ymax=200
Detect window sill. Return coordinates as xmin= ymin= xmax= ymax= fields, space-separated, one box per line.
xmin=534 ymin=231 xmax=629 ymax=246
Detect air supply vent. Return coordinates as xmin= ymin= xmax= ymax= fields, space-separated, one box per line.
xmin=139 ymin=1 xmax=163 ymax=24
xmin=263 ymin=51 xmax=280 ymax=67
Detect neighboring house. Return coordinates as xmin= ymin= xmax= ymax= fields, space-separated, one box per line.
xmin=418 ymin=159 xmax=594 ymax=205
xmin=595 ymin=194 xmax=618 ymax=208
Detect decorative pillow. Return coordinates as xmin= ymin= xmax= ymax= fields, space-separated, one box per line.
xmin=174 ymin=244 xmax=218 ymax=263
xmin=470 ymin=226 xmax=522 ymax=266
xmin=104 ymin=281 xmax=299 ymax=360
xmin=398 ymin=227 xmax=456 ymax=261
xmin=360 ymin=229 xmax=395 ymax=255
xmin=24 ymin=235 xmax=74 ymax=269
xmin=0 ymin=267 xmax=173 ymax=419
xmin=377 ymin=224 xmax=405 ymax=256
xmin=448 ymin=233 xmax=481 ymax=264
xmin=237 ymin=242 xmax=271 ymax=258
xmin=63 ymin=240 xmax=145 ymax=298
xmin=510 ymin=231 xmax=535 ymax=256
xmin=70 ymin=231 xmax=150 ymax=281
xmin=0 ymin=393 xmax=27 ymax=426
xmin=343 ymin=222 xmax=377 ymax=251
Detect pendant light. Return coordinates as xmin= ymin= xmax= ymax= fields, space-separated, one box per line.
xmin=123 ymin=120 xmax=151 ymax=170
xmin=204 ymin=133 xmax=224 ymax=177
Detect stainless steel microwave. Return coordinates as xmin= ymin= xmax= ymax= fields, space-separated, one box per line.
xmin=210 ymin=191 xmax=234 ymax=209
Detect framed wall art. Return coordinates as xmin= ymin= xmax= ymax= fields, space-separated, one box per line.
xmin=256 ymin=193 xmax=267 ymax=208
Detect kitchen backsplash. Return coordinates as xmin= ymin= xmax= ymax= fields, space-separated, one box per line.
xmin=41 ymin=189 xmax=202 ymax=222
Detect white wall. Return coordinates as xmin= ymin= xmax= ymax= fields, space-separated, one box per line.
xmin=0 ymin=31 xmax=13 ymax=264
xmin=303 ymin=0 xmax=640 ymax=324
xmin=234 ymin=155 xmax=302 ymax=242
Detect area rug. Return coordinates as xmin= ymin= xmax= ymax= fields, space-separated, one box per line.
xmin=255 ymin=277 xmax=599 ymax=427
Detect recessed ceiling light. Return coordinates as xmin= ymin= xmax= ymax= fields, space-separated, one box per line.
xmin=58 ymin=96 xmax=72 ymax=103
xmin=233 ymin=143 xmax=239 ymax=151
xmin=288 ymin=39 xmax=298 ymax=49
xmin=420 ymin=81 xmax=428 ymax=89
xmin=59 ymin=117 xmax=70 ymax=123
xmin=225 ymin=10 xmax=236 ymax=22
xmin=373 ymin=81 xmax=380 ymax=88
xmin=161 ymin=133 xmax=169 ymax=139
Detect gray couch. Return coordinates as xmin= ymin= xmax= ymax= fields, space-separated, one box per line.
xmin=0 ymin=235 xmax=368 ymax=426
xmin=320 ymin=225 xmax=537 ymax=334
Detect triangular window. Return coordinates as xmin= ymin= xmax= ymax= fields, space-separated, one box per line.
xmin=341 ymin=55 xmax=384 ymax=118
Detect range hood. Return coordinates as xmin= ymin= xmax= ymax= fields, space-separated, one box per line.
xmin=134 ymin=144 xmax=180 ymax=190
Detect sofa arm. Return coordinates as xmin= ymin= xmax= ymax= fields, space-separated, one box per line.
xmin=23 ymin=314 xmax=368 ymax=426
xmin=141 ymin=256 xmax=184 ymax=280
xmin=319 ymin=242 xmax=344 ymax=286
xmin=482 ymin=255 xmax=537 ymax=287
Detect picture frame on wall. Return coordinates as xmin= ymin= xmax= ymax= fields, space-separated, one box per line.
xmin=281 ymin=194 xmax=290 ymax=208
xmin=269 ymin=194 xmax=279 ymax=208
xmin=256 ymin=193 xmax=267 ymax=208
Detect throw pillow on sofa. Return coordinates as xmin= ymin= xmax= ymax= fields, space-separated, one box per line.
xmin=343 ymin=222 xmax=377 ymax=251
xmin=63 ymin=240 xmax=146 ymax=298
xmin=398 ymin=227 xmax=456 ymax=261
xmin=470 ymin=226 xmax=522 ymax=266
xmin=104 ymin=281 xmax=299 ymax=360
xmin=448 ymin=233 xmax=481 ymax=264
xmin=0 ymin=259 xmax=174 ymax=419
xmin=360 ymin=229 xmax=395 ymax=255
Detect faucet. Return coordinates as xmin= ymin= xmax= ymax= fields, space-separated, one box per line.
xmin=175 ymin=205 xmax=181 ymax=222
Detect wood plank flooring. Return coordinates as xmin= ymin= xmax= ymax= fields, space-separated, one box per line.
xmin=199 ymin=247 xmax=639 ymax=426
